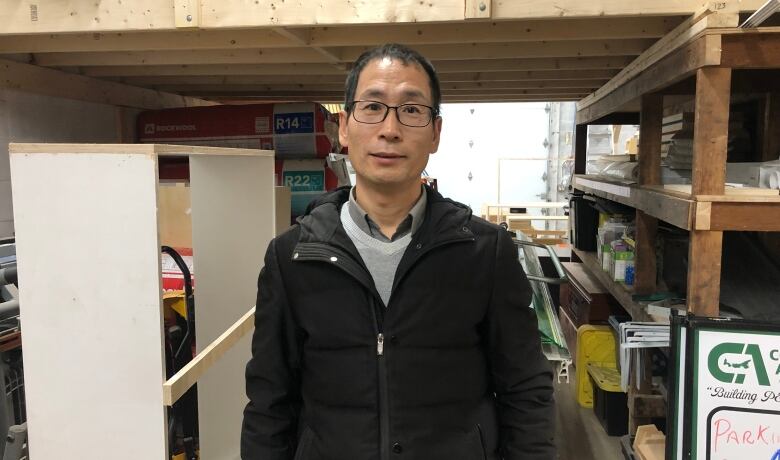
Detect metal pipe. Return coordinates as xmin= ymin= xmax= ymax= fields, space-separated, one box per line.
xmin=0 ymin=267 xmax=16 ymax=285
xmin=0 ymin=299 xmax=19 ymax=318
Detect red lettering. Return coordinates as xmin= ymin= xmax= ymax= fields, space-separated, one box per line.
xmin=743 ymin=430 xmax=755 ymax=444
xmin=727 ymin=431 xmax=740 ymax=444
xmin=714 ymin=419 xmax=732 ymax=452
xmin=758 ymin=425 xmax=770 ymax=444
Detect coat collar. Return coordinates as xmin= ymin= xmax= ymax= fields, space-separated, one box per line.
xmin=296 ymin=185 xmax=473 ymax=250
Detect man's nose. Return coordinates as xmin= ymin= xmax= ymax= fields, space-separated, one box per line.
xmin=378 ymin=108 xmax=403 ymax=140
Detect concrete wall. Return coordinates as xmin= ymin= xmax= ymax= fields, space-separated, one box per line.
xmin=0 ymin=89 xmax=138 ymax=237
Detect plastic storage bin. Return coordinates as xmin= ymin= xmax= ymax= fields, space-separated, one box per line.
xmin=587 ymin=363 xmax=628 ymax=436
xmin=575 ymin=325 xmax=617 ymax=408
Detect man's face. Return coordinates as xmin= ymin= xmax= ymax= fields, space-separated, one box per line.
xmin=339 ymin=57 xmax=442 ymax=191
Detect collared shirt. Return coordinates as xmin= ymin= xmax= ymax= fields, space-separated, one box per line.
xmin=347 ymin=185 xmax=427 ymax=242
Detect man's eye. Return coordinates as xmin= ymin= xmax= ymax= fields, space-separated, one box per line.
xmin=402 ymin=105 xmax=425 ymax=115
xmin=362 ymin=103 xmax=383 ymax=111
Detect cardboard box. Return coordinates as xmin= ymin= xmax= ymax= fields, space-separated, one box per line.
xmin=137 ymin=102 xmax=340 ymax=159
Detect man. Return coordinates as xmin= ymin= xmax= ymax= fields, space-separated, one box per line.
xmin=242 ymin=43 xmax=555 ymax=460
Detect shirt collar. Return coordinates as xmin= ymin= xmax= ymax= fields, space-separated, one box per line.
xmin=348 ymin=185 xmax=427 ymax=241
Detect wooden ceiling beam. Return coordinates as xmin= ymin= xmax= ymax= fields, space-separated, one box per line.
xmin=77 ymin=57 xmax=632 ymax=78
xmin=32 ymin=48 xmax=332 ymax=66
xmin=215 ymin=96 xmax=583 ymax=104
xmin=125 ymin=78 xmax=605 ymax=90
xmin=0 ymin=57 xmax=213 ymax=109
xmin=1 ymin=0 xmax=765 ymax=34
xmin=173 ymin=88 xmax=590 ymax=98
xmin=80 ymin=63 xmax=349 ymax=77
xmin=271 ymin=26 xmax=347 ymax=70
xmin=303 ymin=17 xmax=681 ymax=46
xmin=33 ymin=39 xmax=650 ymax=67
xmin=341 ymin=39 xmax=655 ymax=61
xmin=115 ymin=69 xmax=614 ymax=86
xmin=0 ymin=17 xmax=681 ymax=54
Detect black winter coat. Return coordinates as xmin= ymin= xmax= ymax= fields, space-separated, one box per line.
xmin=241 ymin=186 xmax=555 ymax=460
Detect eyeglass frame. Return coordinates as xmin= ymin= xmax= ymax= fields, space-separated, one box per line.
xmin=347 ymin=100 xmax=439 ymax=128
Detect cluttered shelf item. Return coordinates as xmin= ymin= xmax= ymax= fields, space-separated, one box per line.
xmin=571 ymin=248 xmax=660 ymax=324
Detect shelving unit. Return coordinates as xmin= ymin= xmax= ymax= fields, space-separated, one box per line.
xmin=574 ymin=25 xmax=780 ymax=317
xmin=571 ymin=13 xmax=780 ymax=435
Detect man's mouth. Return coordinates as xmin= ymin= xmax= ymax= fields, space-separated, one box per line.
xmin=370 ymin=152 xmax=403 ymax=159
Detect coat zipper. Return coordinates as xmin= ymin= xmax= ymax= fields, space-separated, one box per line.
xmin=376 ymin=330 xmax=390 ymax=460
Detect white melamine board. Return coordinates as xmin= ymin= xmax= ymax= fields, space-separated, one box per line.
xmin=189 ymin=154 xmax=275 ymax=460
xmin=10 ymin=150 xmax=168 ymax=459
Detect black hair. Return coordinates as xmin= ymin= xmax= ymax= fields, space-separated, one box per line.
xmin=344 ymin=43 xmax=441 ymax=116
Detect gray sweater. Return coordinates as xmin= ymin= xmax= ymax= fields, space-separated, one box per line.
xmin=340 ymin=187 xmax=426 ymax=306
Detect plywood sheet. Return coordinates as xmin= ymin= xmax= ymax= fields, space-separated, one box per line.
xmin=189 ymin=154 xmax=275 ymax=460
xmin=9 ymin=149 xmax=167 ymax=459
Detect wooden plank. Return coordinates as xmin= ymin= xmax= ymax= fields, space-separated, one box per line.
xmin=465 ymin=0 xmax=491 ymax=19
xmin=578 ymin=4 xmax=737 ymax=112
xmin=691 ymin=67 xmax=731 ymax=196
xmin=81 ymin=57 xmax=635 ymax=77
xmin=126 ymin=76 xmax=609 ymax=89
xmin=638 ymin=93 xmax=663 ymax=185
xmin=9 ymin=149 xmax=168 ymax=459
xmin=163 ymin=307 xmax=256 ymax=406
xmin=189 ymin=154 xmax=275 ymax=460
xmin=33 ymin=47 xmax=330 ymax=66
xmin=272 ymin=27 xmax=345 ymax=67
xmin=576 ymin=34 xmax=721 ymax=124
xmin=172 ymin=89 xmax=592 ymax=98
xmin=150 ymin=80 xmax=604 ymax=92
xmin=693 ymin=201 xmax=712 ymax=230
xmin=709 ymin=202 xmax=780 ymax=231
xmin=83 ymin=63 xmax=348 ymax=77
xmin=761 ymin=93 xmax=780 ymax=161
xmin=86 ymin=68 xmax=616 ymax=83
xmin=174 ymin=0 xmax=201 ymax=28
xmin=158 ymin=183 xmax=193 ymax=248
xmin=664 ymin=184 xmax=779 ymax=197
xmin=686 ymin=230 xmax=723 ymax=316
xmin=212 ymin=95 xmax=585 ymax=103
xmin=340 ymin=39 xmax=655 ymax=62
xmin=0 ymin=58 xmax=214 ymax=110
xmin=573 ymin=176 xmax=695 ymax=230
xmin=634 ymin=210 xmax=657 ymax=295
xmin=720 ymin=31 xmax=780 ymax=68
xmin=200 ymin=0 xmax=465 ymax=28
xmin=0 ymin=29 xmax=293 ymax=53
xmin=1 ymin=0 xmax=765 ymax=34
xmin=275 ymin=186 xmax=292 ymax=235
xmin=637 ymin=188 xmax=694 ymax=230
xmin=491 ymin=0 xmax=763 ymax=19
xmin=10 ymin=143 xmax=274 ymax=157
xmin=305 ymin=17 xmax=679 ymax=46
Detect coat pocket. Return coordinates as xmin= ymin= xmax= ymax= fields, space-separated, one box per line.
xmin=293 ymin=426 xmax=314 ymax=460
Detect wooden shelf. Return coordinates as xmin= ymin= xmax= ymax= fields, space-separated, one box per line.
xmin=573 ymin=175 xmax=694 ymax=229
xmin=571 ymin=248 xmax=656 ymax=323
xmin=573 ymin=175 xmax=780 ymax=232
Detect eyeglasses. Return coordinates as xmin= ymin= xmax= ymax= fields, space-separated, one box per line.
xmin=349 ymin=100 xmax=437 ymax=128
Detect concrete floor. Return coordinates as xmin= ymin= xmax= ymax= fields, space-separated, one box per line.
xmin=554 ymin=378 xmax=623 ymax=460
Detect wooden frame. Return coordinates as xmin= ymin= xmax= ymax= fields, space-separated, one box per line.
xmin=573 ymin=24 xmax=780 ymax=319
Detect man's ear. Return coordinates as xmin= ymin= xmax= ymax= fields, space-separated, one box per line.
xmin=430 ymin=116 xmax=442 ymax=154
xmin=338 ymin=110 xmax=350 ymax=148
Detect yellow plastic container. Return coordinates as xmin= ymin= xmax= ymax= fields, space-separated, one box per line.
xmin=575 ymin=325 xmax=617 ymax=408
